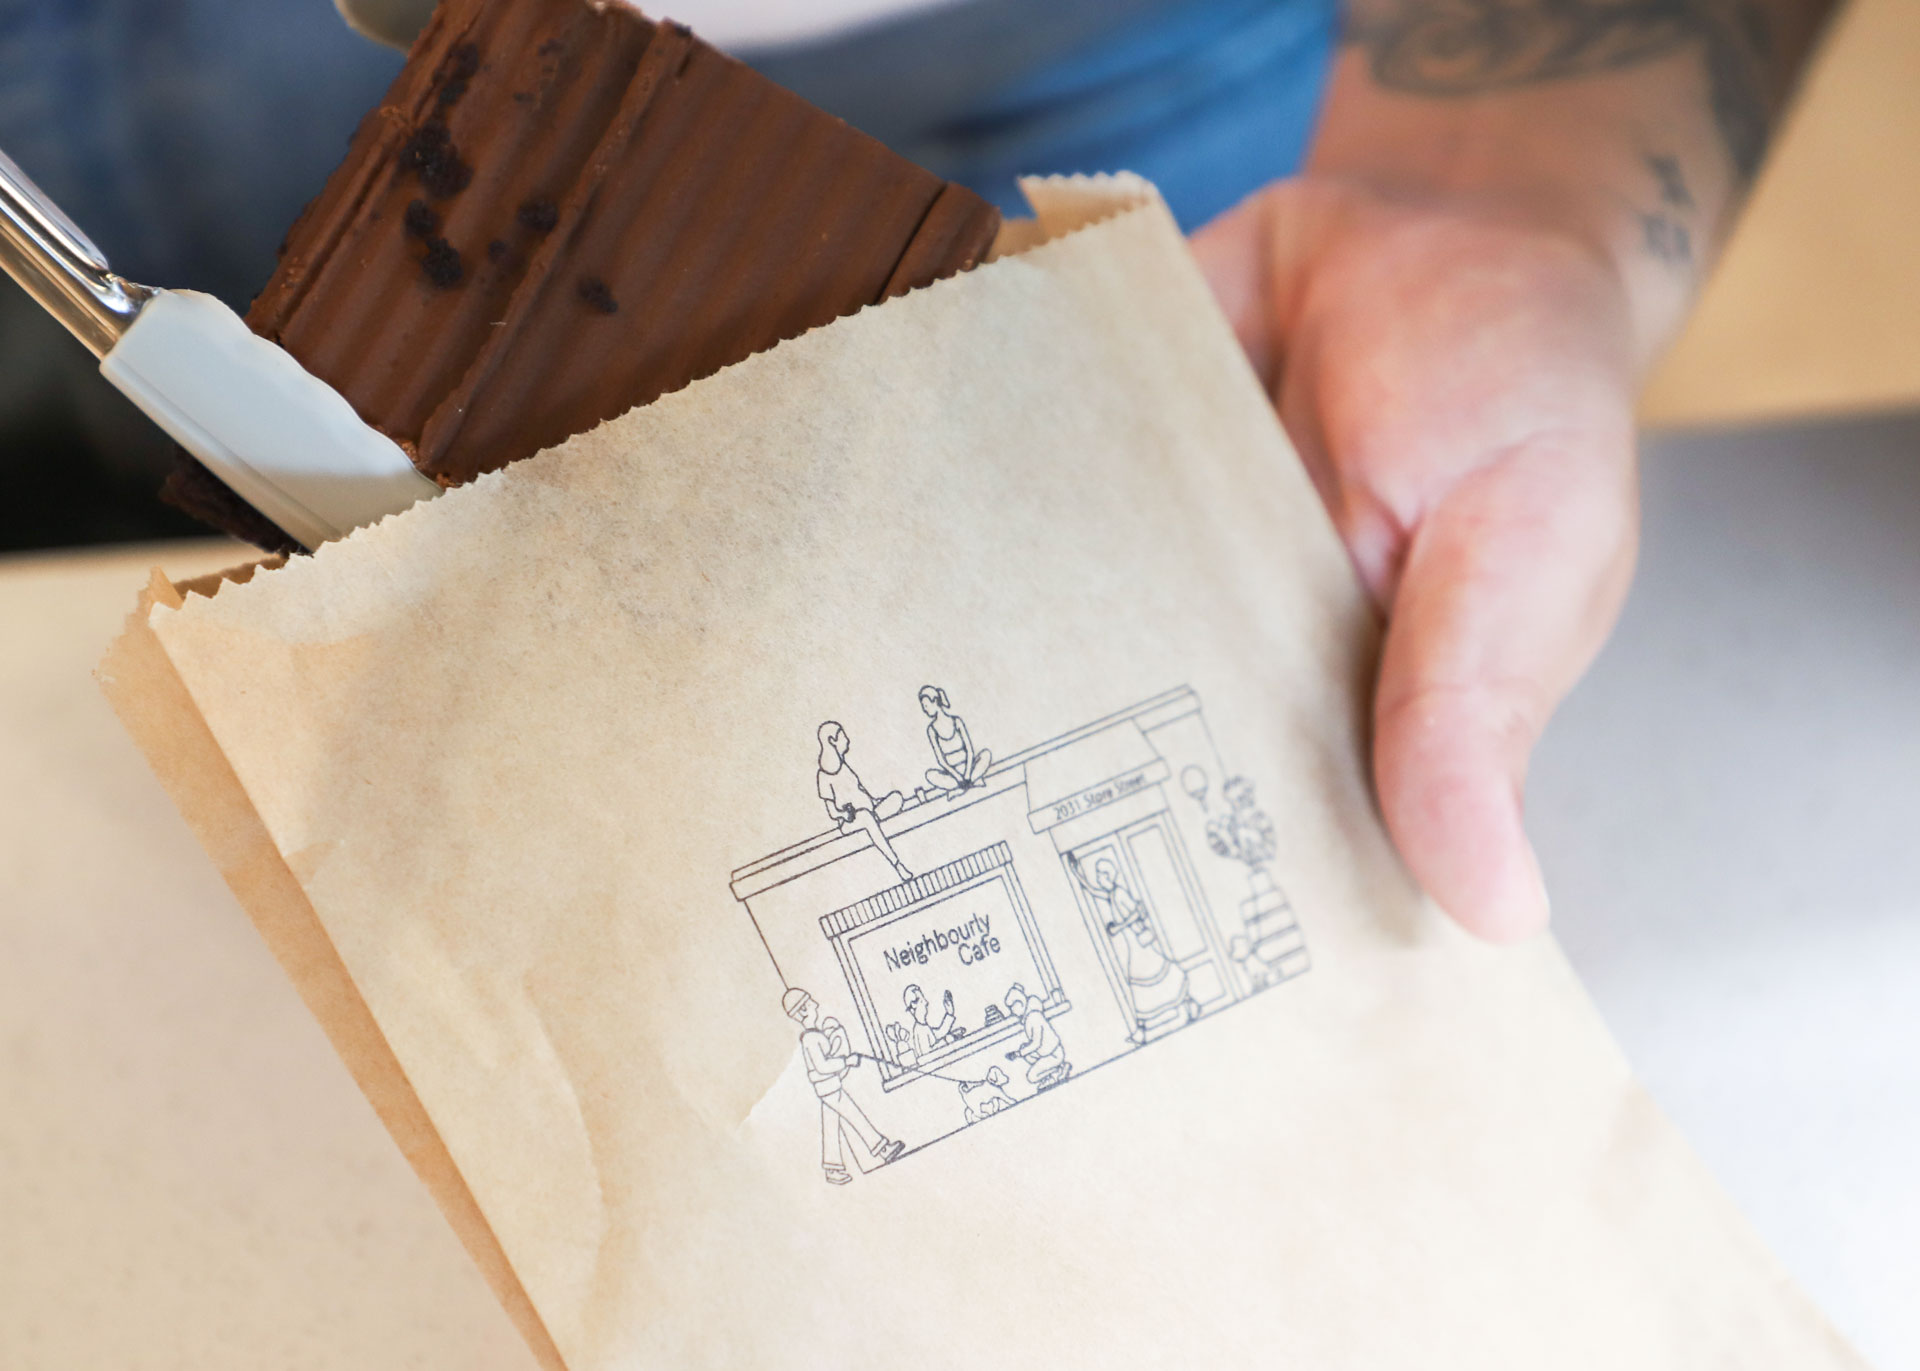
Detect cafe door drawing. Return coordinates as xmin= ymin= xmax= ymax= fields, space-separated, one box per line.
xmin=730 ymin=684 xmax=1311 ymax=1184
xmin=1062 ymin=813 xmax=1234 ymax=1045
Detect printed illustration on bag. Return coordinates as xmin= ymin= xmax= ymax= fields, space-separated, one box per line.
xmin=729 ymin=686 xmax=1309 ymax=1185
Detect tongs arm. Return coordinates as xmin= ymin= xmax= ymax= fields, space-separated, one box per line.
xmin=0 ymin=148 xmax=152 ymax=356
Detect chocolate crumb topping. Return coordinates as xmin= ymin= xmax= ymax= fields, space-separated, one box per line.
xmin=516 ymin=199 xmax=559 ymax=233
xmin=576 ymin=276 xmax=618 ymax=314
xmin=421 ymin=153 xmax=472 ymax=198
xmin=403 ymin=198 xmax=441 ymax=239
xmin=437 ymin=46 xmax=479 ymax=106
xmin=422 ymin=237 xmax=465 ymax=288
xmin=403 ymin=120 xmax=473 ymax=199
xmin=487 ymin=239 xmax=511 ymax=264
xmin=403 ymin=120 xmax=449 ymax=162
xmin=447 ymin=42 xmax=481 ymax=80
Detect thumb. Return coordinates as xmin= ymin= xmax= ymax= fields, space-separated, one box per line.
xmin=1373 ymin=431 xmax=1636 ymax=942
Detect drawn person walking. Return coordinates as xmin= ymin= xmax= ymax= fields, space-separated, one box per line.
xmin=783 ymin=987 xmax=904 ymax=1185
xmin=1003 ymin=983 xmax=1070 ymax=1089
xmin=1068 ymin=852 xmax=1194 ymax=1039
xmin=919 ymin=685 xmax=991 ymax=793
xmin=816 ymin=720 xmax=913 ymax=882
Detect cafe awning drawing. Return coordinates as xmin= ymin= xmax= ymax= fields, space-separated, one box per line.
xmin=729 ymin=685 xmax=1309 ymax=1182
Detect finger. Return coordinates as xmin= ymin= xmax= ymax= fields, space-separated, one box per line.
xmin=1373 ymin=430 xmax=1637 ymax=942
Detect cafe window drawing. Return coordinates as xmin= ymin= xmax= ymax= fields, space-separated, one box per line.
xmin=730 ymin=685 xmax=1310 ymax=1185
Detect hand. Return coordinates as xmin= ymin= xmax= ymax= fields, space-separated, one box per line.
xmin=1192 ymin=179 xmax=1639 ymax=941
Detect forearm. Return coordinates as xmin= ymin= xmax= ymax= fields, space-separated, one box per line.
xmin=1311 ymin=0 xmax=1841 ymax=366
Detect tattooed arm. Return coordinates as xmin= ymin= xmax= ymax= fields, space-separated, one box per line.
xmin=1192 ymin=0 xmax=1838 ymax=940
xmin=1328 ymin=0 xmax=1835 ymax=345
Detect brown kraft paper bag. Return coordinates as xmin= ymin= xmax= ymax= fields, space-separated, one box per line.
xmin=98 ymin=177 xmax=1869 ymax=1371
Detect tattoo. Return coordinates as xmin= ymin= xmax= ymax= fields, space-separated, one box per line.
xmin=1639 ymin=212 xmax=1693 ymax=264
xmin=1646 ymin=152 xmax=1694 ymax=209
xmin=1344 ymin=0 xmax=1785 ymax=179
xmin=1634 ymin=152 xmax=1697 ymax=267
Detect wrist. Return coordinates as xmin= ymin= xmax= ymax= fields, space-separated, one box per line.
xmin=1349 ymin=179 xmax=1701 ymax=377
xmin=1306 ymin=54 xmax=1734 ymax=371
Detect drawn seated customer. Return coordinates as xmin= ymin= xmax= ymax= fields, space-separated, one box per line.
xmin=816 ymin=720 xmax=913 ymax=883
xmin=919 ymin=686 xmax=991 ymax=794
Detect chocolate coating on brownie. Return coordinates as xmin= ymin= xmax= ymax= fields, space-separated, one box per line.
xmin=243 ymin=0 xmax=1000 ymax=486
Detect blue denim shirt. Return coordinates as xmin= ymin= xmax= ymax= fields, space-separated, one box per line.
xmin=0 ymin=0 xmax=403 ymax=299
xmin=749 ymin=0 xmax=1336 ymax=231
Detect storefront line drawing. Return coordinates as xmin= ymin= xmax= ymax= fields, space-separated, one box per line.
xmin=729 ymin=685 xmax=1310 ymax=1185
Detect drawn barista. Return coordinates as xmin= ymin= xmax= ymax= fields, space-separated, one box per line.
xmin=816 ymin=721 xmax=913 ymax=883
xmin=904 ymin=983 xmax=964 ymax=1058
xmin=784 ymin=987 xmax=905 ymax=1185
xmin=919 ymin=685 xmax=992 ymax=794
xmin=1003 ymin=983 xmax=1070 ymax=1090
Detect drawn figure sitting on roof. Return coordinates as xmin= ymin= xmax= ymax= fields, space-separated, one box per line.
xmin=817 ymin=720 xmax=912 ymax=883
xmin=919 ymin=686 xmax=992 ymax=794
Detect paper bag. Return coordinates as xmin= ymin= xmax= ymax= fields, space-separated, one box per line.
xmin=99 ymin=178 xmax=1866 ymax=1370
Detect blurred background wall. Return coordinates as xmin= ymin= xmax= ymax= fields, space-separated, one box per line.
xmin=1639 ymin=0 xmax=1920 ymax=429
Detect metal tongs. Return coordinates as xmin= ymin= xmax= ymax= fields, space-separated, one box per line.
xmin=0 ymin=148 xmax=152 ymax=355
xmin=1 ymin=147 xmax=439 ymax=550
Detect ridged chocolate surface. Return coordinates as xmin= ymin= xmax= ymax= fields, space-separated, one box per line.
xmin=246 ymin=0 xmax=1001 ymax=485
